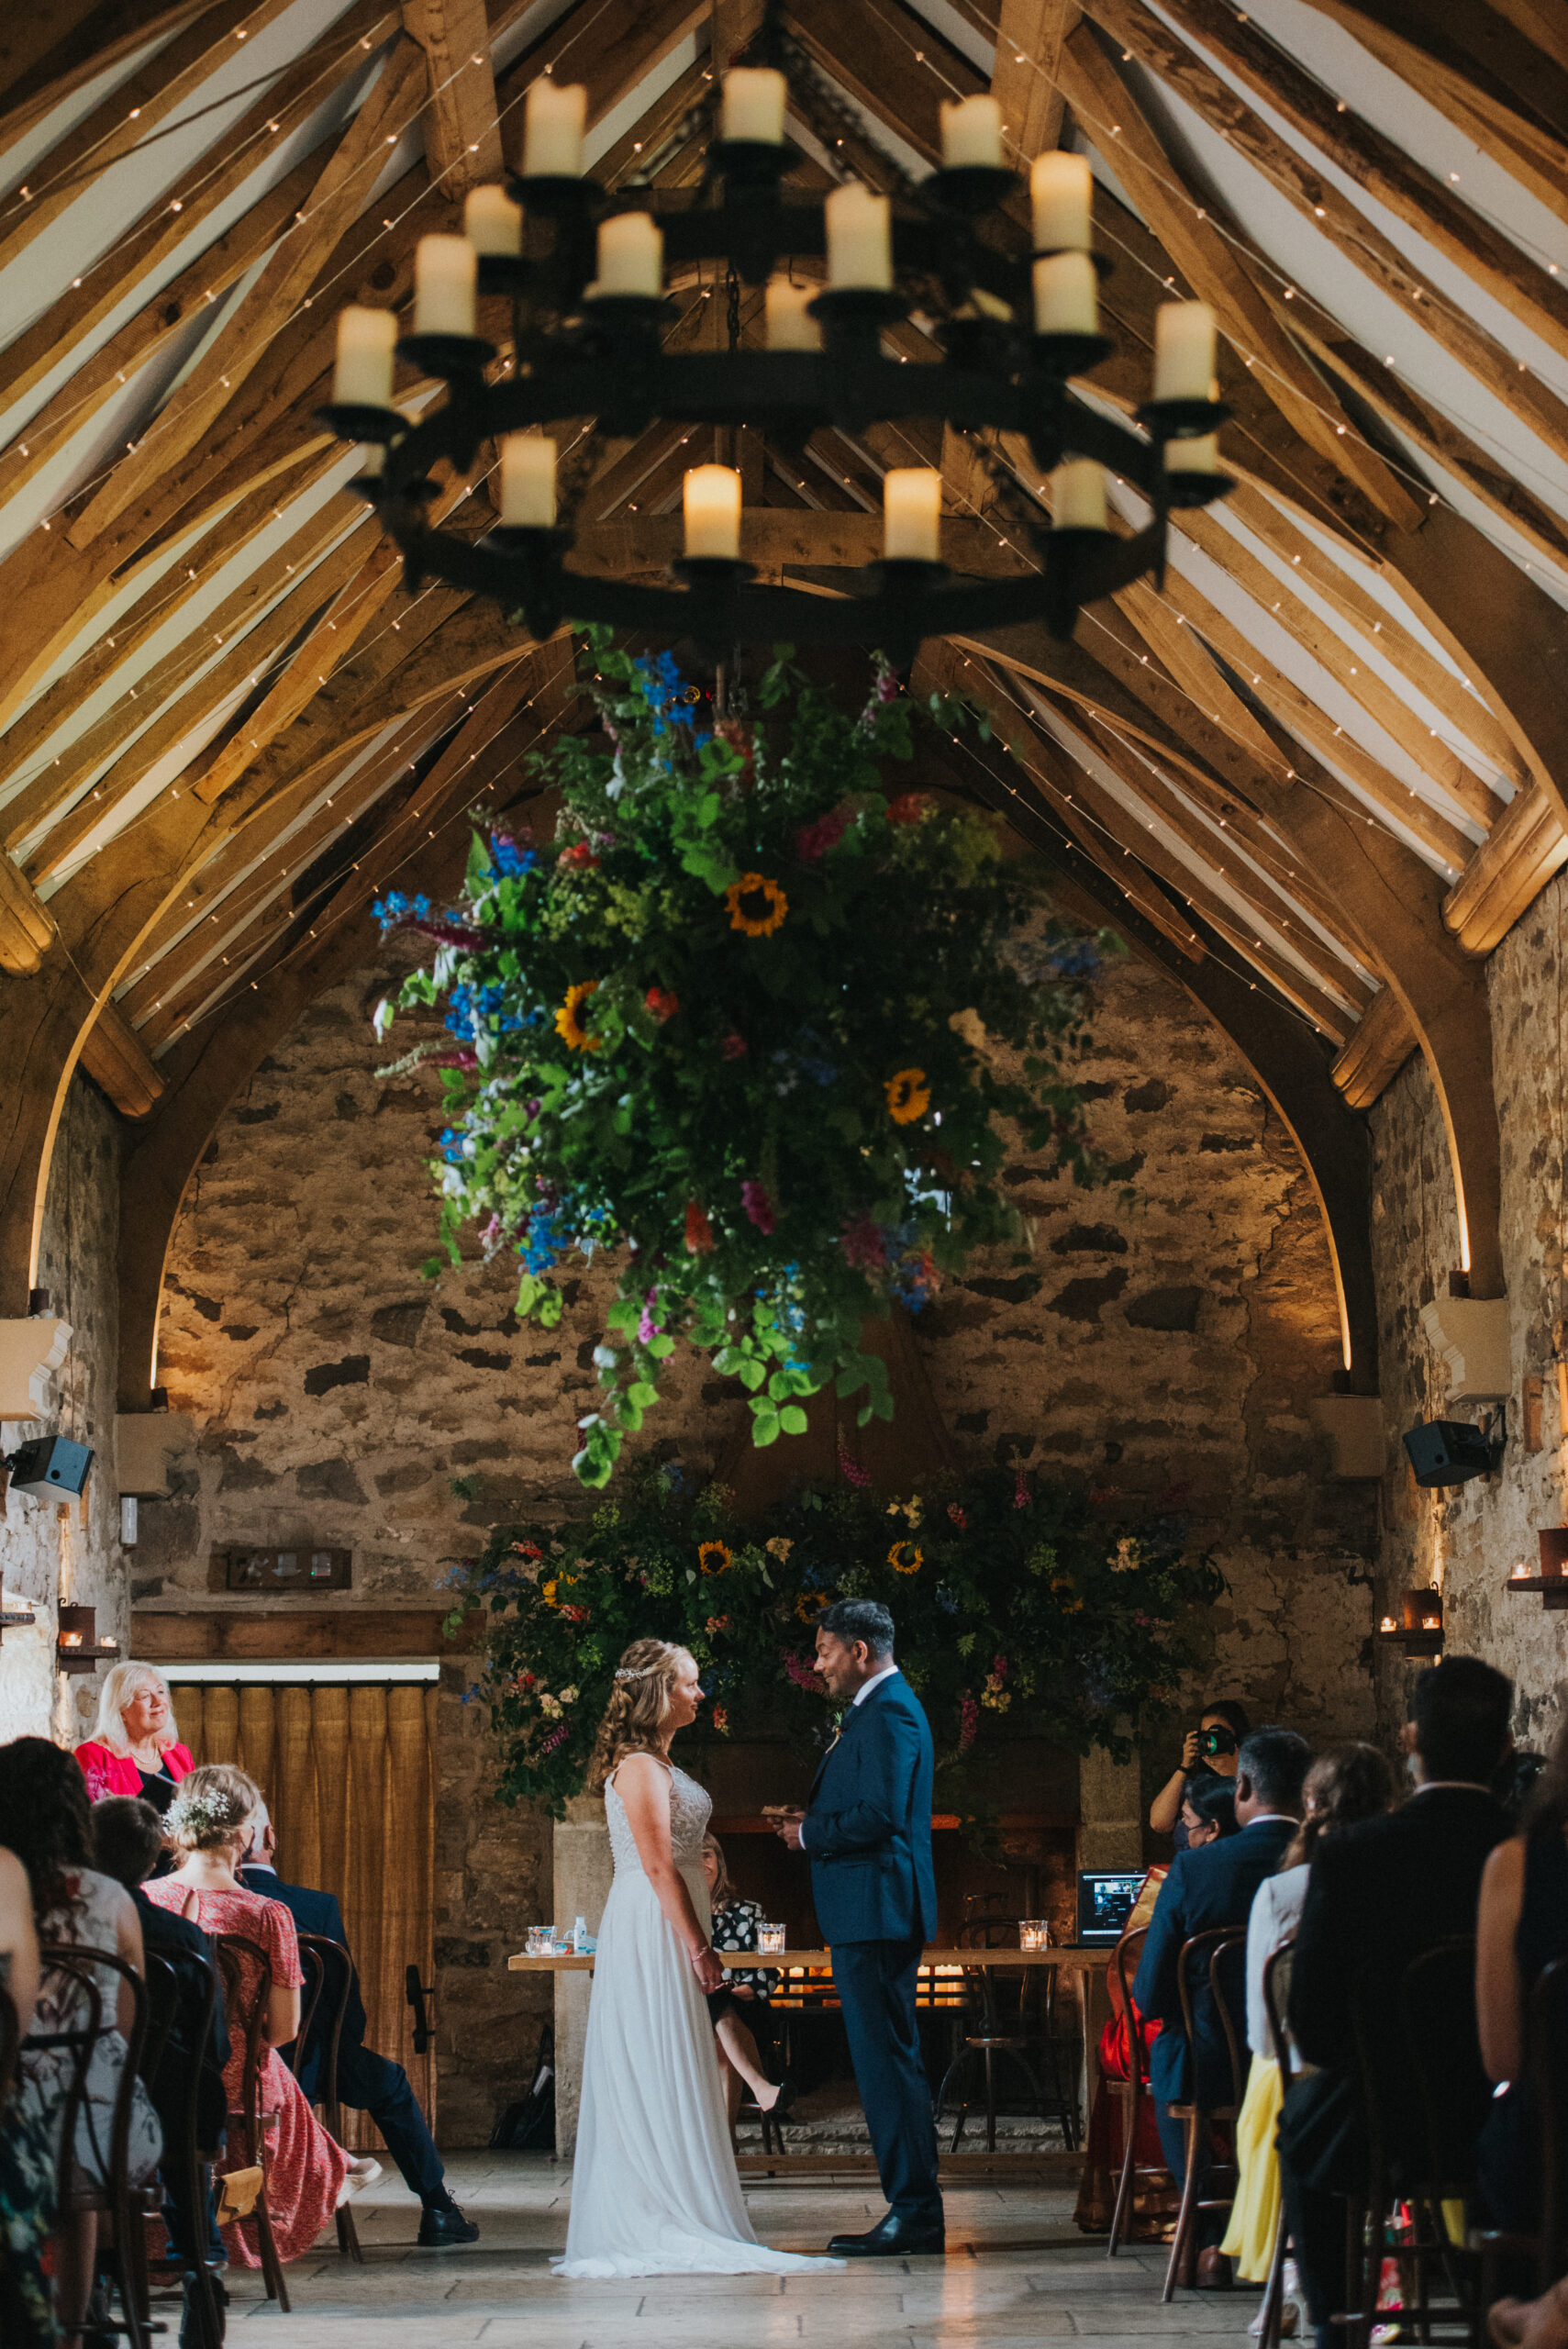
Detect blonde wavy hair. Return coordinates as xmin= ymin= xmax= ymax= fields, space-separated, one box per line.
xmin=586 ymin=1640 xmax=692 ymax=1794
xmin=94 ymin=1661 xmax=178 ymax=1756
xmin=165 ymin=1764 xmax=261 ymax=1855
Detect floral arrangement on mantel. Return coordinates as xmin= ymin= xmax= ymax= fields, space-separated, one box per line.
xmin=442 ymin=1464 xmax=1222 ymax=1816
xmin=374 ymin=629 xmax=1110 ymax=1486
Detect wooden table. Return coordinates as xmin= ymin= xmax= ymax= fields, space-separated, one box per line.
xmin=507 ymin=1944 xmax=1111 ymax=2173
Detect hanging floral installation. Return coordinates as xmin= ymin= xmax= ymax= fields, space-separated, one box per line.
xmin=374 ymin=630 xmax=1111 ymax=1486
xmin=442 ymin=1464 xmax=1222 ymax=1815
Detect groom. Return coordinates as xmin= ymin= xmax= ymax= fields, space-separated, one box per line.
xmin=776 ymin=1598 xmax=943 ymax=2256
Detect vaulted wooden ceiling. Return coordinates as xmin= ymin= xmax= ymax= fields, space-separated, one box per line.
xmin=2 ymin=0 xmax=1566 ymax=1402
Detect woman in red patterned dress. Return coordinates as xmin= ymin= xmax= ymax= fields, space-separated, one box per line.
xmin=142 ymin=1765 xmax=379 ymax=2265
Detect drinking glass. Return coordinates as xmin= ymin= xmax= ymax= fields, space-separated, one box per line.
xmin=1018 ymin=1920 xmax=1050 ymax=1952
xmin=757 ymin=1923 xmax=786 ymax=1955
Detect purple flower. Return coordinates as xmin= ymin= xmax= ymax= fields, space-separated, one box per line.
xmin=741 ymin=1179 xmax=775 ymax=1234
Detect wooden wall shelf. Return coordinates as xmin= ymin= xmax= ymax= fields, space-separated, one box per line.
xmin=57 ymin=1603 xmax=120 ymax=1675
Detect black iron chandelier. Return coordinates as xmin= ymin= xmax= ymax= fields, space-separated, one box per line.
xmin=317 ymin=7 xmax=1232 ymax=661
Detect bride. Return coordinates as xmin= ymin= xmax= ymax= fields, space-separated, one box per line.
xmin=555 ymin=1639 xmax=842 ymax=2278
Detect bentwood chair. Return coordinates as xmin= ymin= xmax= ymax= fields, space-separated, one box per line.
xmin=296 ymin=1932 xmax=365 ymax=2265
xmin=1253 ymin=1940 xmax=1301 ymax=2349
xmin=1473 ymin=1953 xmax=1568 ymax=2302
xmin=934 ymin=1918 xmax=1078 ymax=2154
xmin=215 ymin=1931 xmax=290 ymax=2311
xmin=141 ymin=1947 xmax=226 ymax=2349
xmin=1162 ymin=1929 xmax=1249 ymax=2304
xmin=1106 ymin=1924 xmax=1160 ymax=2257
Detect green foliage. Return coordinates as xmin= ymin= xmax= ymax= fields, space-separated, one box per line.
xmin=443 ymin=1464 xmax=1223 ymax=1816
xmin=374 ymin=633 xmax=1116 ymax=1486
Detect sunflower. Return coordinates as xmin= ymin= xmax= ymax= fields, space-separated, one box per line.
xmin=697 ymin=1541 xmax=733 ymax=1575
xmin=887 ymin=1540 xmax=923 ymax=1575
xmin=725 ymin=872 xmax=788 ymax=938
xmin=884 ymin=1067 xmax=930 ymax=1124
xmin=555 ymin=979 xmax=601 ymax=1052
xmin=795 ymin=1589 xmax=832 ymax=1623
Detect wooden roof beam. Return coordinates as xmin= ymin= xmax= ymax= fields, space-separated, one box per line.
xmin=401 ymin=0 xmax=503 ymax=189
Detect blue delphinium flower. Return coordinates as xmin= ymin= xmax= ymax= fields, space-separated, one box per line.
xmin=489 ymin=834 xmax=537 ymax=879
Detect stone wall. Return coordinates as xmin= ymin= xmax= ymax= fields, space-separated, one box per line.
xmin=1368 ymin=867 xmax=1568 ymax=1746
xmin=140 ymin=936 xmax=1381 ymax=2141
xmin=0 ymin=1076 xmax=128 ymax=1742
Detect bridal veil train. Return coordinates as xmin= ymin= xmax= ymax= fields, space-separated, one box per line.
xmin=555 ymin=1753 xmax=840 ymax=2278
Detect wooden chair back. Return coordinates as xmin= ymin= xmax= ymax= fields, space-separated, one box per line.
xmin=1261 ymin=1939 xmax=1299 ymax=2084
xmin=1113 ymin=1925 xmax=1154 ymax=2080
xmin=1173 ymin=1928 xmax=1248 ymax=2113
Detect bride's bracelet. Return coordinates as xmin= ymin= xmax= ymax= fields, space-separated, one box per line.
xmin=688 ymin=1941 xmax=713 ymax=1968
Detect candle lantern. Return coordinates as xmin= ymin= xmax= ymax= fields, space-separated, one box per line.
xmin=1018 ymin=1920 xmax=1050 ymax=1953
xmin=757 ymin=1923 xmax=787 ymax=1955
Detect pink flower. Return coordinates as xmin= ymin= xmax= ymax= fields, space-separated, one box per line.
xmin=1013 ymin=1468 xmax=1030 ymax=1509
xmin=719 ymin=1031 xmax=749 ymax=1061
xmin=836 ymin=1431 xmax=872 ymax=1489
xmin=840 ymin=1215 xmax=886 ymax=1272
xmin=958 ymin=1691 xmax=979 ymax=1753
xmin=795 ymin=807 xmax=852 ymax=863
xmin=741 ymin=1179 xmax=774 ymax=1234
xmin=782 ymin=1647 xmax=826 ymax=1692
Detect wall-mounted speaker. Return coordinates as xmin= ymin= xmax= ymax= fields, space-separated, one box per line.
xmin=1402 ymin=1417 xmax=1503 ymax=1488
xmin=5 ymin=1435 xmax=94 ymax=1498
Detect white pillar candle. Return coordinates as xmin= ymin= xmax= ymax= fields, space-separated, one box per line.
xmin=684 ymin=463 xmax=741 ymax=559
xmin=1032 ymin=250 xmax=1098 ymax=334
xmin=500 ymin=433 xmax=557 ymax=525
xmin=414 ymin=234 xmax=477 ymax=336
xmin=1051 ymin=458 xmax=1107 ymax=529
xmin=721 ymin=66 xmax=786 ymax=143
xmin=825 ymin=183 xmax=892 ymax=291
xmin=1030 ymin=150 xmax=1092 ymax=250
xmin=940 ymin=95 xmax=1002 ymax=168
xmin=883 ymin=467 xmax=941 ymax=562
xmin=333 ymin=306 xmax=396 ymax=405
xmin=1153 ymin=299 xmax=1217 ymax=401
xmin=765 ymin=274 xmax=822 ymax=350
xmin=357 ymin=440 xmax=385 ymax=477
xmin=596 ymin=210 xmax=662 ymax=295
xmin=522 ymin=77 xmax=586 ymax=176
xmin=464 ymin=184 xmax=523 ymax=257
xmin=1164 ymin=432 xmax=1218 ymax=474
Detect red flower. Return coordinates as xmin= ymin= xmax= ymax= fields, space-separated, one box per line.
xmin=645 ymin=986 xmax=680 ymax=1022
xmin=795 ymin=807 xmax=852 ymax=863
xmin=559 ymin=841 xmax=599 ymax=870
xmin=884 ymin=792 xmax=931 ymax=826
xmin=684 ymin=1199 xmax=715 ymax=1253
xmin=719 ymin=1032 xmax=749 ymax=1061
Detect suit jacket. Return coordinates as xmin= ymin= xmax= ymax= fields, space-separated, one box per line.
xmin=133 ymin=1887 xmax=228 ymax=2152
xmin=802 ymin=1672 xmax=937 ymax=1947
xmin=1286 ymin=1785 xmax=1508 ymax=2181
xmin=239 ymin=1865 xmax=365 ymax=2098
xmin=1133 ymin=1816 xmax=1296 ymax=2106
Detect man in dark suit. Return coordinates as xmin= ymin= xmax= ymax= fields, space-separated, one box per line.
xmin=775 ymin=1598 xmax=942 ymax=2256
xmin=1282 ymin=1657 xmax=1513 ymax=2349
xmin=1135 ymin=1724 xmax=1311 ymax=2285
xmin=238 ymin=1804 xmax=477 ymax=2246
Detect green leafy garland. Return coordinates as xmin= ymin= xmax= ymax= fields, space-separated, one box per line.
xmin=374 ymin=633 xmax=1110 ymax=1486
xmin=444 ymin=1464 xmax=1221 ymax=1815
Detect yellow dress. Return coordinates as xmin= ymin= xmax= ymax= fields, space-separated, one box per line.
xmin=1219 ymin=2053 xmax=1283 ymax=2280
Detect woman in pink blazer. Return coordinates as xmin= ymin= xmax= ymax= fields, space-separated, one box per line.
xmin=74 ymin=1662 xmax=194 ymax=1817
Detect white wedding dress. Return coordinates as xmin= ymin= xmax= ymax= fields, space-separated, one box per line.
xmin=554 ymin=1760 xmax=842 ymax=2278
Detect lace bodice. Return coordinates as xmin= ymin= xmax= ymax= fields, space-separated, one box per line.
xmin=605 ymin=1761 xmax=712 ymax=1876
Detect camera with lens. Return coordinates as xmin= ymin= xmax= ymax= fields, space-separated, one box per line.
xmin=1198 ymin=1724 xmax=1238 ymax=1760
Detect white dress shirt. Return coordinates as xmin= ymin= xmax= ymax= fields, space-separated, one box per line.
xmin=851 ymin=1663 xmax=900 ymax=1708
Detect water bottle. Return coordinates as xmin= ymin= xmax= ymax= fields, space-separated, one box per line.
xmin=573 ymin=1914 xmax=588 ymax=1954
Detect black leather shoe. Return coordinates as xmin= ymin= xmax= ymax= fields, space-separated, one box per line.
xmin=418 ymin=2201 xmax=480 ymax=2245
xmin=827 ymin=2212 xmax=946 ymax=2257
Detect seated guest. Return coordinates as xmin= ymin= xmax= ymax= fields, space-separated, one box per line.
xmin=698 ymin=1832 xmax=793 ymax=2134
xmin=1221 ymin=1744 xmax=1395 ymax=2305
xmin=0 ymin=1841 xmax=46 ymax=2349
xmin=238 ymin=1799 xmax=476 ymax=2245
xmin=0 ymin=1737 xmax=162 ymax=2343
xmin=92 ymin=1796 xmax=229 ymax=2319
xmin=1183 ymin=1774 xmax=1240 ymax=1846
xmin=1073 ymin=1861 xmax=1179 ymax=2239
xmin=1134 ymin=1724 xmax=1310 ymax=2287
xmin=1151 ymin=1701 xmax=1251 ymax=1846
xmin=144 ymin=1766 xmax=378 ymax=2268
xmin=74 ymin=1663 xmax=194 ymax=1815
xmin=1282 ymin=1658 xmax=1513 ymax=2349
xmin=1473 ymin=1707 xmax=1568 ymax=2236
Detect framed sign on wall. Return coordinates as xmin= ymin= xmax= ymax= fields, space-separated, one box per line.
xmin=216 ymin=1547 xmax=352 ymax=1595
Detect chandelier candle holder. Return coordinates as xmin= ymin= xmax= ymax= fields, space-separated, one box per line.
xmin=316 ymin=5 xmax=1231 ymax=655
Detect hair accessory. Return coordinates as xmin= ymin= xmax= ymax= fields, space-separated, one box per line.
xmin=614 ymin=1664 xmax=658 ymax=1681
xmin=166 ymin=1787 xmax=243 ymax=1835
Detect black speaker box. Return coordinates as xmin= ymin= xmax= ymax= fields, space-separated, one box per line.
xmin=1402 ymin=1419 xmax=1495 ymax=1488
xmin=6 ymin=1435 xmax=94 ymax=1498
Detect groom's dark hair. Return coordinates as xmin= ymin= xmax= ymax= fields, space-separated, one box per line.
xmin=819 ymin=1598 xmax=895 ymax=1656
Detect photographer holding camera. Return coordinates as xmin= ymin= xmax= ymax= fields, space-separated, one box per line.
xmin=1150 ymin=1701 xmax=1251 ymax=1846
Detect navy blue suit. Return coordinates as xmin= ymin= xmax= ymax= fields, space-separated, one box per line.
xmin=239 ymin=1865 xmax=445 ymax=2204
xmin=1133 ymin=1815 xmax=1296 ymax=2240
xmin=803 ymin=1671 xmax=940 ymax=2226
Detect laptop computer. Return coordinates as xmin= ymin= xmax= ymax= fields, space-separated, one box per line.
xmin=1076 ymin=1869 xmax=1146 ymax=1945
